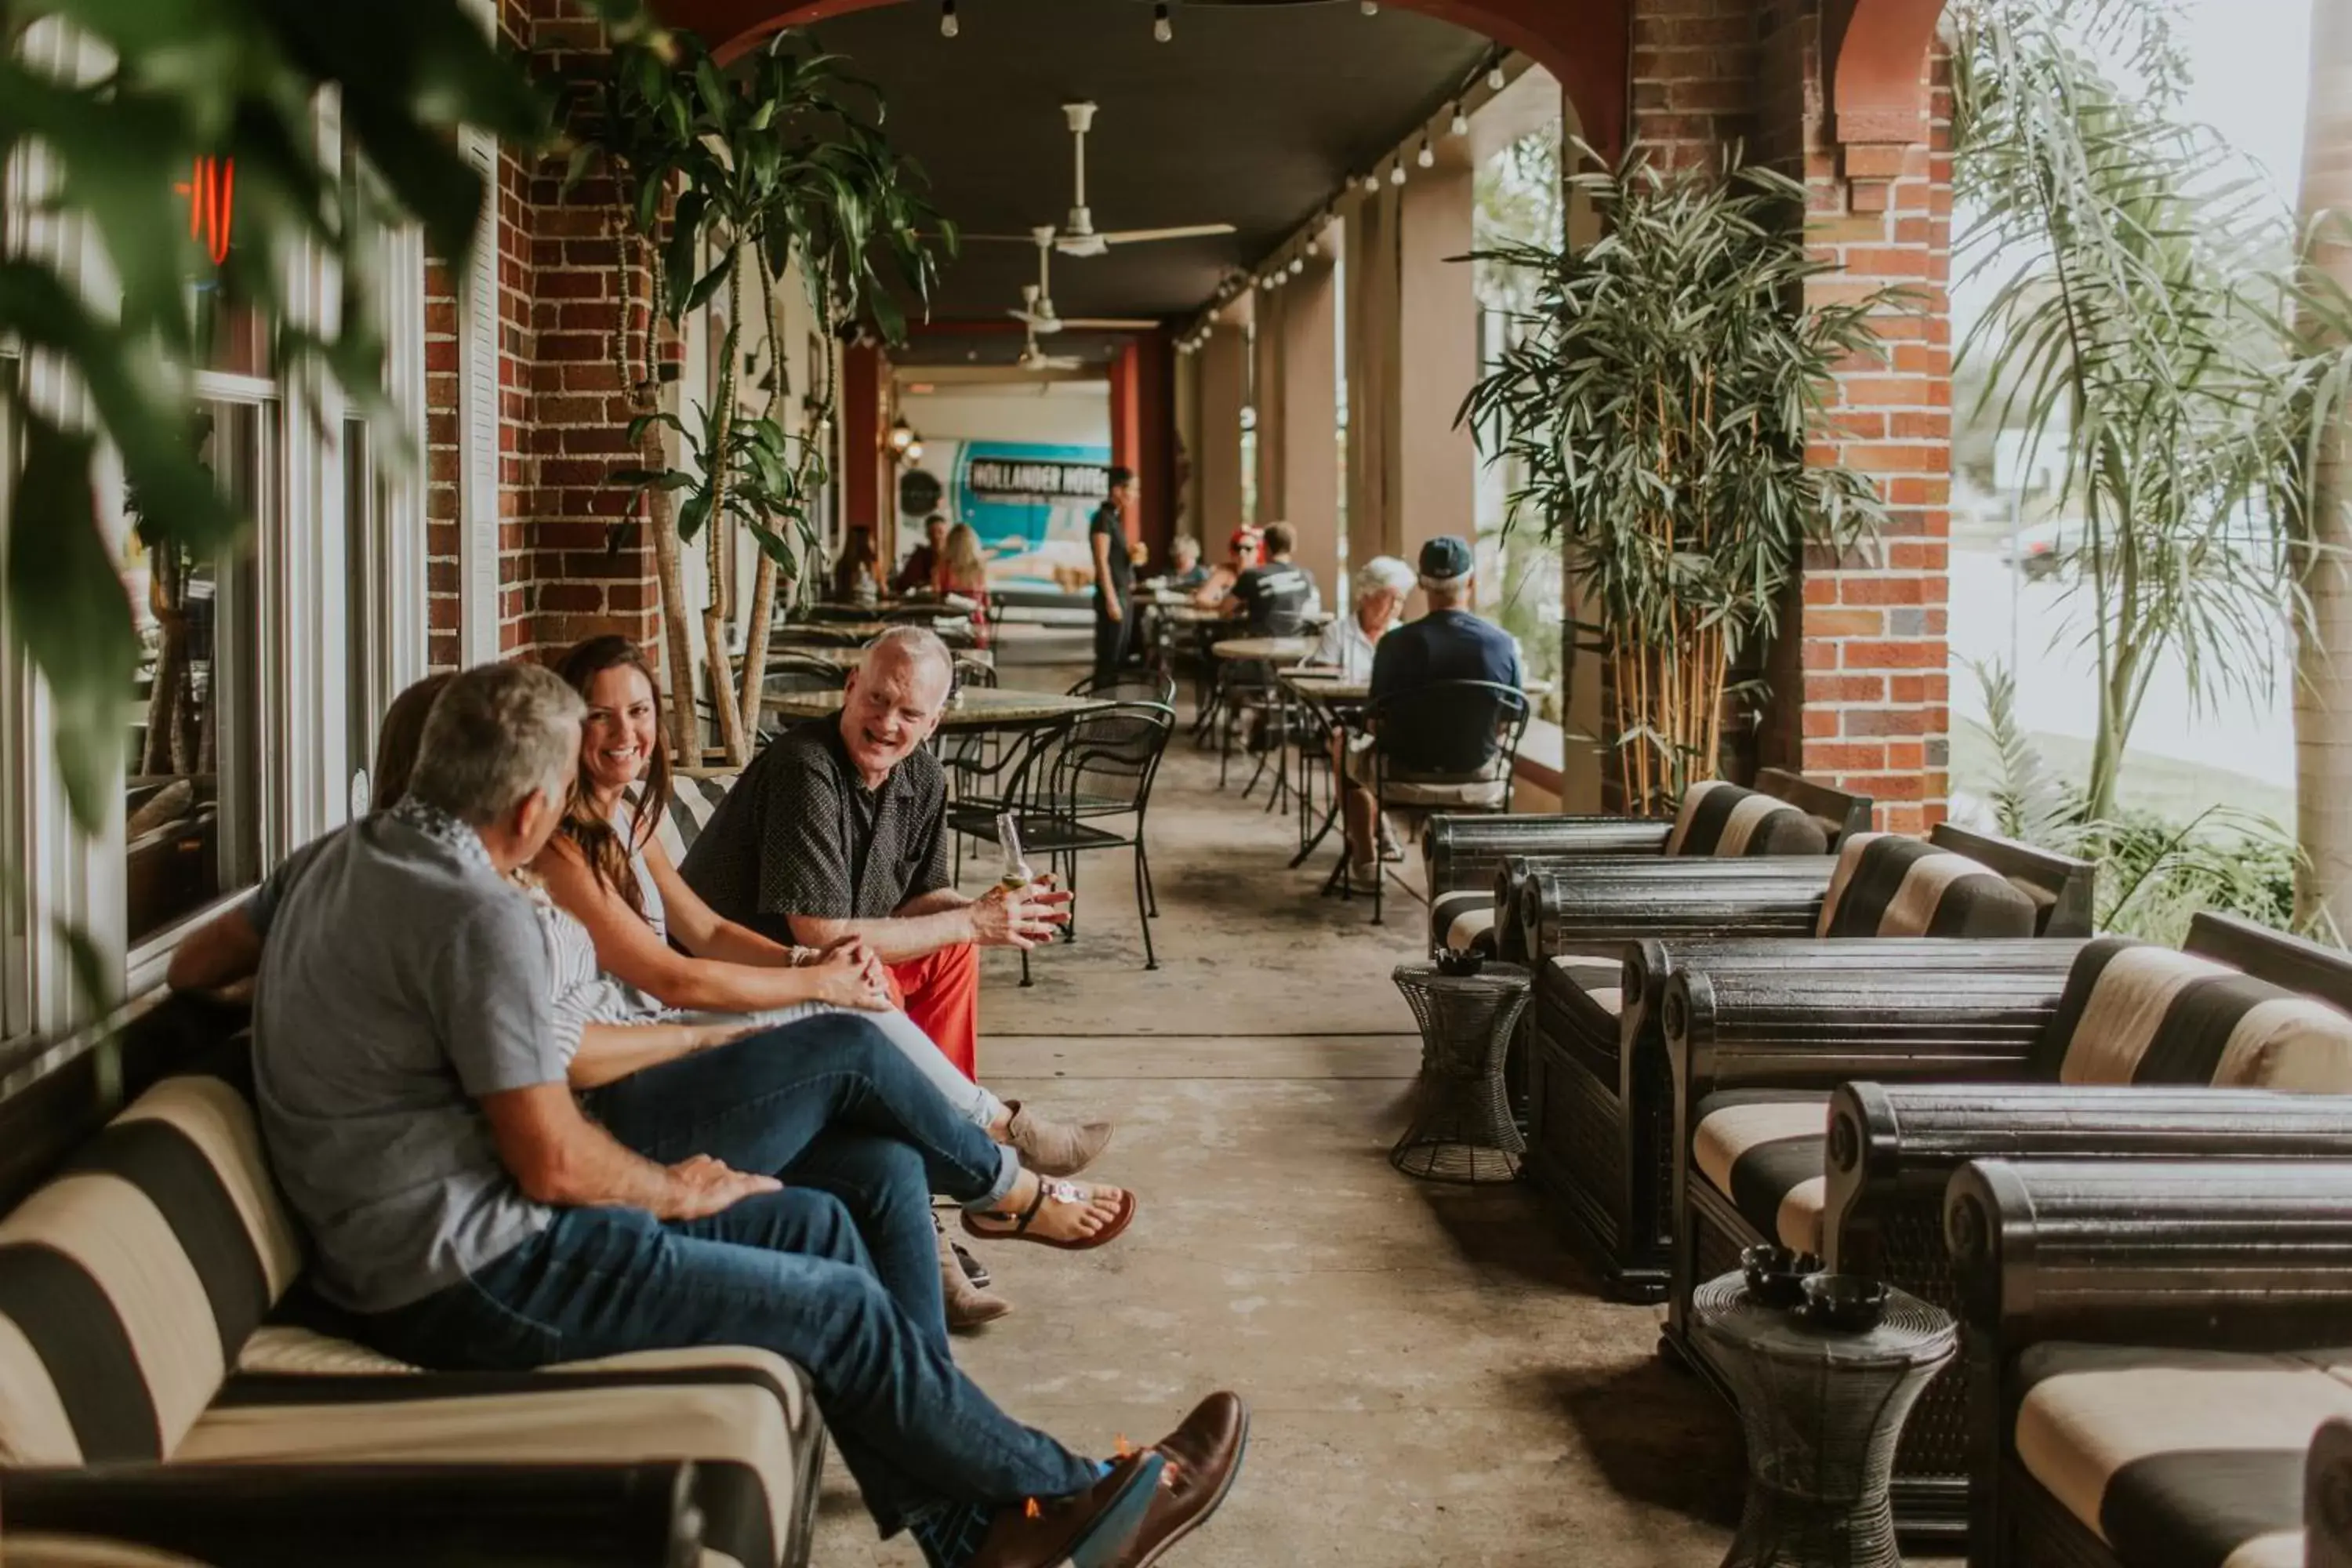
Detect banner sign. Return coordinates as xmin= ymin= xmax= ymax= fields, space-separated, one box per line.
xmin=895 ymin=438 xmax=1111 ymax=587
xmin=964 ymin=457 xmax=1109 ymax=505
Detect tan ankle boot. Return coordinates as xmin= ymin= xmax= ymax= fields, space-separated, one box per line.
xmin=1001 ymin=1100 xmax=1115 ymax=1178
xmin=938 ymin=1216 xmax=1013 ymax=1330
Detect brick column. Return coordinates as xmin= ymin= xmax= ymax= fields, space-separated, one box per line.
xmin=1754 ymin=12 xmax=1952 ymax=833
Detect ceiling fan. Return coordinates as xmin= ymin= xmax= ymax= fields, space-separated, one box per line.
xmin=1017 ymin=324 xmax=1086 ymax=373
xmin=1007 ymin=227 xmax=1156 ymax=335
xmin=970 ymin=102 xmax=1237 ymax=259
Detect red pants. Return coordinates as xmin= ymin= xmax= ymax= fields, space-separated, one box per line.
xmin=884 ymin=941 xmax=981 ymax=1082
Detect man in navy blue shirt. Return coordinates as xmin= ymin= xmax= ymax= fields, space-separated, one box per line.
xmin=1345 ymin=535 xmax=1523 ymax=887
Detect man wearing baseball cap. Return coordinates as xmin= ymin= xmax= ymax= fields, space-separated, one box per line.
xmin=1341 ymin=535 xmax=1523 ymax=888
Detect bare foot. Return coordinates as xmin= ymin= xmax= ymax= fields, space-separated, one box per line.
xmin=965 ymin=1173 xmax=1131 ymax=1247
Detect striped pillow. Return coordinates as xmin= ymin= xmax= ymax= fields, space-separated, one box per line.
xmin=627 ymin=774 xmax=735 ymax=867
xmin=2042 ymin=939 xmax=2352 ymax=1091
xmin=0 ymin=1072 xmax=301 ymax=1465
xmin=1664 ymin=781 xmax=1831 ymax=859
xmin=1815 ymin=832 xmax=2039 ymax=938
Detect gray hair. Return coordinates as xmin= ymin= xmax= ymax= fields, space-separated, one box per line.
xmin=1356 ymin=556 xmax=1415 ymax=599
xmin=865 ymin=625 xmax=956 ymax=695
xmin=1172 ymin=535 xmax=1202 ymax=561
xmin=409 ymin=662 xmax=585 ymax=827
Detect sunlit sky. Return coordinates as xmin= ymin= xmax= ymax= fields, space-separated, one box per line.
xmin=1951 ymin=0 xmax=2315 ymax=334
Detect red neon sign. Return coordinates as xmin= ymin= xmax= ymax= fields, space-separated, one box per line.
xmin=173 ymin=156 xmax=235 ymax=267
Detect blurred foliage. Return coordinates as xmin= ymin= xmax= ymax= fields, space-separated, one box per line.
xmin=1969 ymin=659 xmax=2318 ymax=943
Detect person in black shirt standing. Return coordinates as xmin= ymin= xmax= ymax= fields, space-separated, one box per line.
xmin=1089 ymin=466 xmax=1138 ymax=678
xmin=1224 ymin=521 xmax=1314 ymax=637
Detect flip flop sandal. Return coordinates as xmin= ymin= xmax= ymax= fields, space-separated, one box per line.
xmin=962 ymin=1178 xmax=1138 ymax=1251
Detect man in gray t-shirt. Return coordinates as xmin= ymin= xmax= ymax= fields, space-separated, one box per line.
xmin=245 ymin=801 xmax=563 ymax=1313
xmin=169 ymin=660 xmax=1248 ymax=1562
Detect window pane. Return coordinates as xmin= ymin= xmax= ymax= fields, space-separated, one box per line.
xmin=125 ymin=398 xmax=265 ymax=944
xmin=0 ymin=353 xmax=24 ymax=1044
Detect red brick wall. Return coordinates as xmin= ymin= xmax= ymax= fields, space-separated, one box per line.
xmin=1625 ymin=0 xmax=1951 ymax=829
xmin=1755 ymin=8 xmax=1952 ymax=833
xmin=427 ymin=0 xmax=664 ymax=676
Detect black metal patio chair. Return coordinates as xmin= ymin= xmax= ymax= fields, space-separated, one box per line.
xmin=1355 ymin=679 xmax=1532 ymax=927
xmin=947 ymin=701 xmax=1174 ymax=984
xmin=1066 ymin=669 xmax=1175 ymax=707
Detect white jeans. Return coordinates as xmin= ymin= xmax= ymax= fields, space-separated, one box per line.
xmin=734 ymin=1002 xmax=1008 ymax=1131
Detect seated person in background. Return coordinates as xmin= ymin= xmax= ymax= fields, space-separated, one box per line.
xmin=936 ymin=521 xmax=993 ymax=648
xmin=1304 ymin=555 xmax=1415 ymax=681
xmin=681 ymin=627 xmax=1068 ymax=1085
xmin=1189 ymin=525 xmax=1261 ymax=610
xmin=1221 ymin=521 xmax=1315 ymax=637
xmin=1161 ymin=535 xmax=1210 ymax=593
xmin=895 ymin=513 xmax=949 ymax=596
xmin=1338 ymin=535 xmax=1523 ymax=891
xmin=172 ymin=660 xmax=1245 ymax=1568
xmin=833 ymin=528 xmax=882 ymax=607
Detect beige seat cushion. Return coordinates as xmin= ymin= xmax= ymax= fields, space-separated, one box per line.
xmin=1690 ymin=1093 xmax=1831 ymax=1255
xmin=209 ymin=1327 xmax=815 ymax=1568
xmin=2015 ymin=1342 xmax=2352 ymax=1566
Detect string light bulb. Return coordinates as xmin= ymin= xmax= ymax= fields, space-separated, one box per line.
xmin=1360 ymin=172 xmax=1381 ymax=195
xmin=939 ymin=0 xmax=958 ymax=36
xmin=1450 ymin=101 xmax=1469 ymax=137
xmin=1417 ymin=137 xmax=1435 ymax=169
xmin=1290 ymin=256 xmax=1305 ymax=276
xmin=1152 ymin=1 xmax=1171 ymax=42
xmin=1390 ymin=161 xmax=1407 ymax=186
xmin=1359 ymin=0 xmax=1378 ymax=13
xmin=1486 ymin=61 xmax=1507 ymax=90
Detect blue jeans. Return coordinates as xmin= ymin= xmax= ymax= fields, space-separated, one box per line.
xmin=358 ymin=1190 xmax=1098 ymax=1536
xmin=576 ymin=1014 xmax=1020 ymax=1352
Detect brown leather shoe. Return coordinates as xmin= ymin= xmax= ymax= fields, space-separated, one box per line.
xmin=965 ymin=1450 xmax=1165 ymax=1568
xmin=1110 ymin=1392 xmax=1250 ymax=1566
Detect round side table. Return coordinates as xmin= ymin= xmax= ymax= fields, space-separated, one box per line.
xmin=1388 ymin=963 xmax=1531 ymax=1184
xmin=1691 ymin=1273 xmax=1957 ymax=1568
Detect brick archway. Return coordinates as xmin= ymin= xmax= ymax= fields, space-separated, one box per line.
xmin=662 ymin=0 xmax=1632 ymax=158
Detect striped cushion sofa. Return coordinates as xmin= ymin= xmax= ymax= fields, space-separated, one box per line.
xmin=1509 ymin=820 xmax=2091 ymax=1302
xmin=1420 ymin=768 xmax=1869 ymax=963
xmin=1664 ymin=910 xmax=2352 ymax=1545
xmin=1950 ymin=1157 xmax=2352 ymax=1568
xmin=0 ymin=1045 xmax=824 ymax=1568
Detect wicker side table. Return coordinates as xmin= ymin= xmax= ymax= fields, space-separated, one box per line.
xmin=1388 ymin=963 xmax=1531 ymax=1184
xmin=1692 ymin=1274 xmax=1957 ymax=1568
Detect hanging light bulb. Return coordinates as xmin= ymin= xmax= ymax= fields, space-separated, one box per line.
xmin=1290 ymin=256 xmax=1305 ymax=276
xmin=1390 ymin=161 xmax=1407 ymax=187
xmin=1417 ymin=137 xmax=1435 ymax=169
xmin=939 ymin=0 xmax=958 ymax=36
xmin=1486 ymin=60 xmax=1507 ymax=91
xmin=1152 ymin=1 xmax=1172 ymax=42
xmin=1359 ymin=172 xmax=1380 ymax=195
xmin=887 ymin=416 xmax=915 ymax=453
xmin=1450 ymin=101 xmax=1469 ymax=137
xmin=1359 ymin=0 xmax=1378 ymax=13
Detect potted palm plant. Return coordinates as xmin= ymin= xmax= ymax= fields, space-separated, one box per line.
xmin=568 ymin=30 xmax=949 ymax=765
xmin=1461 ymin=143 xmax=1896 ymax=811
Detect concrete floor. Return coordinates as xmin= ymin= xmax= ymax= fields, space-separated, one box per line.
xmin=808 ymin=691 xmax=1748 ymax=1566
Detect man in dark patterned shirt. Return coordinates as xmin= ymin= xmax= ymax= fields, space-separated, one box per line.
xmin=681 ymin=627 xmax=1069 ymax=1079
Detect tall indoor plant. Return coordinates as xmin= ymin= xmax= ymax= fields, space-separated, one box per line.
xmin=568 ymin=30 xmax=947 ymax=765
xmin=1461 ymin=143 xmax=1893 ymax=811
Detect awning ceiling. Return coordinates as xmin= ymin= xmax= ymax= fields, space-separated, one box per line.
xmin=793 ymin=0 xmax=1496 ymax=353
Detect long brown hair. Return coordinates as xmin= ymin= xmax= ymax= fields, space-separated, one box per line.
xmin=372 ymin=673 xmax=455 ymax=812
xmin=550 ymin=635 xmax=670 ymax=917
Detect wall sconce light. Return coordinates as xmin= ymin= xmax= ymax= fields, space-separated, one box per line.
xmin=887 ymin=416 xmax=916 ymax=453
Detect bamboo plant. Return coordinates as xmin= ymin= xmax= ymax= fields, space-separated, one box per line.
xmin=1460 ymin=143 xmax=1894 ymax=811
xmin=568 ymin=31 xmax=948 ymax=765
